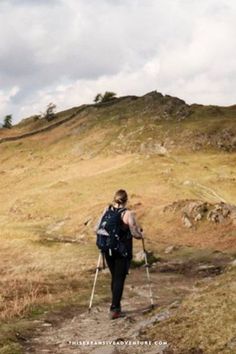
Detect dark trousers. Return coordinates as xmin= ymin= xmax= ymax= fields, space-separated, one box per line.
xmin=105 ymin=252 xmax=130 ymax=311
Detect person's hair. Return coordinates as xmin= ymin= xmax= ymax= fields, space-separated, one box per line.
xmin=113 ymin=189 xmax=128 ymax=206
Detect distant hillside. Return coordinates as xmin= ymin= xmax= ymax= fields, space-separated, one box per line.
xmin=0 ymin=90 xmax=235 ymax=354
xmin=0 ymin=91 xmax=236 ymax=153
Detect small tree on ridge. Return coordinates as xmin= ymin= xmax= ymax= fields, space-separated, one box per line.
xmin=3 ymin=114 xmax=12 ymax=129
xmin=94 ymin=91 xmax=117 ymax=104
xmin=94 ymin=93 xmax=102 ymax=103
xmin=43 ymin=103 xmax=57 ymax=121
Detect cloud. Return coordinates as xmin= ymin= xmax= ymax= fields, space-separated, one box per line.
xmin=0 ymin=0 xmax=236 ymax=122
xmin=0 ymin=86 xmax=20 ymax=118
xmin=18 ymin=59 xmax=161 ymax=118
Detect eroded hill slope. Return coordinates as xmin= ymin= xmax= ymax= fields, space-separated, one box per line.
xmin=0 ymin=91 xmax=235 ymax=354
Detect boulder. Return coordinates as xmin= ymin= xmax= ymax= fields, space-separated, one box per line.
xmin=133 ymin=250 xmax=158 ymax=266
xmin=194 ymin=213 xmax=202 ymax=221
xmin=230 ymin=259 xmax=236 ymax=267
xmin=181 ymin=213 xmax=193 ymax=228
xmin=133 ymin=251 xmax=145 ymax=263
xmin=165 ymin=199 xmax=236 ymax=228
xmin=164 ymin=245 xmax=178 ymax=254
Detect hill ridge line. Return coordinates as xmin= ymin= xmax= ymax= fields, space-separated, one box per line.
xmin=0 ymin=94 xmax=141 ymax=144
xmin=0 ymin=104 xmax=91 ymax=144
xmin=0 ymin=91 xmax=185 ymax=144
xmin=0 ymin=95 xmax=139 ymax=144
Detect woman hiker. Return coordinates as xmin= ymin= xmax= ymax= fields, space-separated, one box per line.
xmin=95 ymin=189 xmax=143 ymax=320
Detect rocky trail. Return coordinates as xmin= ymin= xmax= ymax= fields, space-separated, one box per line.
xmin=21 ymin=258 xmax=226 ymax=354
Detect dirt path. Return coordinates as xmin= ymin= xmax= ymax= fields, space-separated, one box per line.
xmin=23 ymin=265 xmax=201 ymax=354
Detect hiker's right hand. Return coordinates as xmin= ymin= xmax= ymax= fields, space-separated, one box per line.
xmin=134 ymin=230 xmax=143 ymax=239
xmin=139 ymin=228 xmax=144 ymax=239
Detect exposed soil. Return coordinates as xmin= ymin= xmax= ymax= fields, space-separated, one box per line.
xmin=21 ymin=258 xmax=228 ymax=354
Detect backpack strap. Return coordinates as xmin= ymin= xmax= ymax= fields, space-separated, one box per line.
xmin=109 ymin=205 xmax=126 ymax=213
xmin=118 ymin=207 xmax=127 ymax=213
xmin=115 ymin=207 xmax=127 ymax=218
xmin=119 ymin=207 xmax=127 ymax=218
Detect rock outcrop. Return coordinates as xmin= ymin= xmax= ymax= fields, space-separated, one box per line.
xmin=164 ymin=199 xmax=236 ymax=228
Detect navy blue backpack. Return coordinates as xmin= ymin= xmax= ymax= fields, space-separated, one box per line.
xmin=96 ymin=205 xmax=128 ymax=257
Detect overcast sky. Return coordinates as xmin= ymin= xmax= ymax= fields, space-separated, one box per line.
xmin=0 ymin=0 xmax=236 ymax=123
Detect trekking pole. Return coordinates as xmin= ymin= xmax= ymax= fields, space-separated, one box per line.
xmin=88 ymin=253 xmax=102 ymax=312
xmin=142 ymin=237 xmax=154 ymax=309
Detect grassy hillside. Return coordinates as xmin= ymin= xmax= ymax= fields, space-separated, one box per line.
xmin=148 ymin=265 xmax=236 ymax=354
xmin=0 ymin=91 xmax=235 ymax=353
xmin=1 ymin=91 xmax=236 ymax=152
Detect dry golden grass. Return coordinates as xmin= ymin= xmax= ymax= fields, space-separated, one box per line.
xmin=0 ymin=138 xmax=235 ymax=320
xmin=0 ymin=112 xmax=236 ymax=354
xmin=148 ymin=266 xmax=236 ymax=354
